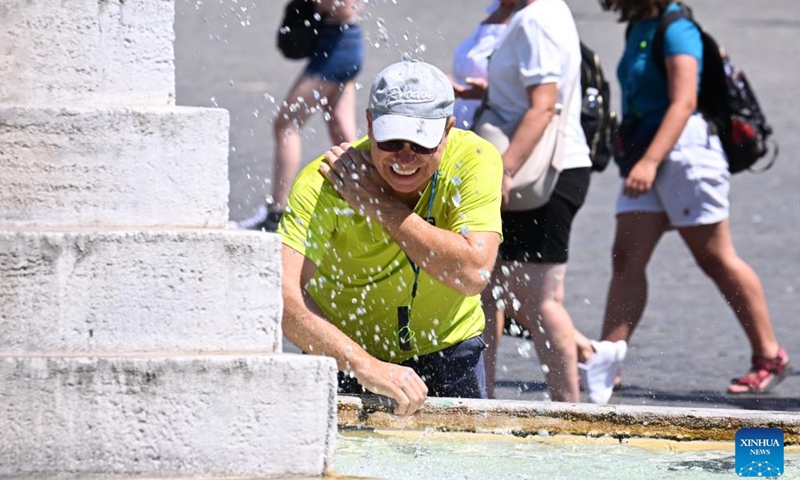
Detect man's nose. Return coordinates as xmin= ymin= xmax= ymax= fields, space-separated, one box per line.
xmin=396 ymin=144 xmax=416 ymax=161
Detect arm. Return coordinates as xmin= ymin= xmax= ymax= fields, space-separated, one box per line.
xmin=498 ymin=82 xmax=557 ymax=206
xmin=319 ymin=143 xmax=501 ymax=297
xmin=365 ymin=204 xmax=500 ymax=297
xmin=317 ymin=0 xmax=360 ymax=22
xmin=502 ymin=82 xmax=558 ymax=175
xmin=624 ymin=54 xmax=698 ymax=198
xmin=281 ymin=244 xmax=427 ymax=416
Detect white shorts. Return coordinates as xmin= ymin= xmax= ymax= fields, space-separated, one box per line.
xmin=616 ymin=114 xmax=730 ymax=228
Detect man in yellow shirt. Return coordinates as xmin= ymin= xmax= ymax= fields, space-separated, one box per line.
xmin=280 ymin=60 xmax=503 ymax=416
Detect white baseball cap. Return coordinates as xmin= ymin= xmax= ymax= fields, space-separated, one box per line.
xmin=368 ymin=60 xmax=455 ymax=149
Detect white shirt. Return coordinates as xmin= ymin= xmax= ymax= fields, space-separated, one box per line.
xmin=486 ymin=0 xmax=590 ymax=169
xmin=451 ymin=14 xmax=508 ymax=130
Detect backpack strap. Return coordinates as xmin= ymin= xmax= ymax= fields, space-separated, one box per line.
xmin=652 ymin=11 xmax=687 ymax=77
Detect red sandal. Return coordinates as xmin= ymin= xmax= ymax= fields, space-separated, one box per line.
xmin=728 ymin=347 xmax=792 ymax=394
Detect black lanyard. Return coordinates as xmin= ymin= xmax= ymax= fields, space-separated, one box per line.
xmin=398 ymin=170 xmax=439 ymax=351
xmin=405 ymin=169 xmax=438 ymax=306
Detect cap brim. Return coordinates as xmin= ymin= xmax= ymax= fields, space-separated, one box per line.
xmin=371 ymin=114 xmax=447 ymax=149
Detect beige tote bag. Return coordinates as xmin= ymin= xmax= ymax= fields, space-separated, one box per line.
xmin=474 ymin=78 xmax=577 ymax=211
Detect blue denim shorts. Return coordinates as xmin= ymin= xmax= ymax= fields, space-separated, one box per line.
xmin=338 ymin=336 xmax=488 ymax=399
xmin=304 ymin=24 xmax=364 ymax=84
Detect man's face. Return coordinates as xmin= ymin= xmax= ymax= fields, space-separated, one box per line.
xmin=366 ymin=112 xmax=454 ymax=201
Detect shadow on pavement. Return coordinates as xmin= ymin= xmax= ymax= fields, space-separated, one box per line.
xmin=496 ymin=380 xmax=800 ymax=411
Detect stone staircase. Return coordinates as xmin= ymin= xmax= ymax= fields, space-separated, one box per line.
xmin=0 ymin=1 xmax=337 ymax=478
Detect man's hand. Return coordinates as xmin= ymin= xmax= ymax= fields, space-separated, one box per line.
xmin=283 ymin=245 xmax=429 ymax=418
xmin=354 ymin=360 xmax=429 ymax=417
xmin=319 ymin=143 xmax=390 ymax=214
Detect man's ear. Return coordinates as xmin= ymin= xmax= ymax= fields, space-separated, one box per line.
xmin=445 ymin=116 xmax=456 ymax=134
xmin=366 ymin=110 xmax=373 ymax=133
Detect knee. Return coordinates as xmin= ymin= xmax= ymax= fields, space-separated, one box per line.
xmin=610 ymin=244 xmax=643 ymax=276
xmin=273 ymin=115 xmax=295 ymax=136
xmin=694 ymin=252 xmax=730 ymax=278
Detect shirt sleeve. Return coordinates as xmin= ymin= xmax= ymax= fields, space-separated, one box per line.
xmin=280 ymin=136 xmax=372 ymax=264
xmin=516 ymin=15 xmax=561 ymax=87
xmin=445 ymin=132 xmax=503 ymax=238
xmin=663 ymin=17 xmax=703 ymax=60
xmin=278 ymin=158 xmax=335 ymax=266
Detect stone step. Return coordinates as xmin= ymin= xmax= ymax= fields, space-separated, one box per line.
xmin=0 ymin=353 xmax=337 ymax=478
xmin=0 ymin=0 xmax=175 ymax=106
xmin=0 ymin=230 xmax=282 ymax=353
xmin=0 ymin=105 xmax=229 ymax=229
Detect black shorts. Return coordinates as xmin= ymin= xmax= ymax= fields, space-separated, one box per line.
xmin=499 ymin=167 xmax=591 ymax=264
xmin=338 ymin=336 xmax=488 ymax=399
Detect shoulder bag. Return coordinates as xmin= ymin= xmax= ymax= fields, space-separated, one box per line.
xmin=474 ymin=77 xmax=578 ymax=211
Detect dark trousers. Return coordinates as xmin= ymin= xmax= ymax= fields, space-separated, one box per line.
xmin=338 ymin=336 xmax=488 ymax=399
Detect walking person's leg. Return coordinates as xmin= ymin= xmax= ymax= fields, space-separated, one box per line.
xmin=678 ymin=220 xmax=790 ymax=393
xmin=481 ymin=266 xmax=507 ymax=399
xmin=579 ymin=210 xmax=667 ymax=404
xmin=324 ymin=80 xmax=359 ymax=144
xmin=509 ymin=262 xmax=580 ymax=402
xmin=600 ymin=211 xmax=670 ymax=342
xmin=271 ymin=77 xmax=345 ymax=217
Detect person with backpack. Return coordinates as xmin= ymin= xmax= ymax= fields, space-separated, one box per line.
xmin=237 ymin=0 xmax=365 ymax=232
xmin=581 ymin=0 xmax=790 ymax=402
xmin=455 ymin=0 xmax=627 ymax=403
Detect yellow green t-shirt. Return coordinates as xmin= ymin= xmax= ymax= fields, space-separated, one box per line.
xmin=280 ymin=128 xmax=503 ymax=363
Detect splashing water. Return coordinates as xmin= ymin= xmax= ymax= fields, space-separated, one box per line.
xmin=451 ymin=189 xmax=462 ymax=208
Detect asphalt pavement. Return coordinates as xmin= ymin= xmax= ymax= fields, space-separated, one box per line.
xmin=175 ymin=0 xmax=800 ymax=411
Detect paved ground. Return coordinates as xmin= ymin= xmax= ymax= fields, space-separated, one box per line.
xmin=175 ymin=0 xmax=800 ymax=411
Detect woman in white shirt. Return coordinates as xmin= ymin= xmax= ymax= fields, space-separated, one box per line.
xmin=451 ymin=1 xmax=519 ymax=130
xmin=464 ymin=0 xmax=626 ymax=403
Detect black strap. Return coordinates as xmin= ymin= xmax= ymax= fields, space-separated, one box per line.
xmin=652 ymin=10 xmax=690 ymax=78
xmin=624 ymin=3 xmax=698 ymax=78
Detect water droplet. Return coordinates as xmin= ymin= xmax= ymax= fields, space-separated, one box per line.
xmin=540 ymin=364 xmax=550 ymax=374
xmin=451 ymin=189 xmax=462 ymax=207
xmin=492 ymin=286 xmax=506 ymax=300
xmin=450 ymin=176 xmax=462 ymax=186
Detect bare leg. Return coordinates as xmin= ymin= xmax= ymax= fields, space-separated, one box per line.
xmin=271 ymin=75 xmax=349 ymax=212
xmin=324 ymin=80 xmax=359 ymax=144
xmin=575 ymin=329 xmax=594 ymax=364
xmin=678 ymin=220 xmax=779 ymax=359
xmin=481 ymin=262 xmax=506 ymax=399
xmin=600 ymin=212 xmax=670 ymax=342
xmin=500 ymin=261 xmax=580 ymax=402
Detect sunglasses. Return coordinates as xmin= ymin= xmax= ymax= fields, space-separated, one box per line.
xmin=376 ymin=139 xmax=440 ymax=155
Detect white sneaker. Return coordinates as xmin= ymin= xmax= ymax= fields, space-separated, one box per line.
xmin=578 ymin=340 xmax=627 ymax=404
xmin=233 ymin=204 xmax=269 ymax=230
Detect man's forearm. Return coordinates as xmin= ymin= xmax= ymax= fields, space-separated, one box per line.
xmin=367 ymin=200 xmax=496 ymax=296
xmin=283 ymin=296 xmax=372 ymax=375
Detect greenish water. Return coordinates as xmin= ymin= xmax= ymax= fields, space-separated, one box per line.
xmin=335 ymin=429 xmax=797 ymax=479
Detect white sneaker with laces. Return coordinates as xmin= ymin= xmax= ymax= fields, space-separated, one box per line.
xmin=578 ymin=340 xmax=627 ymax=404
